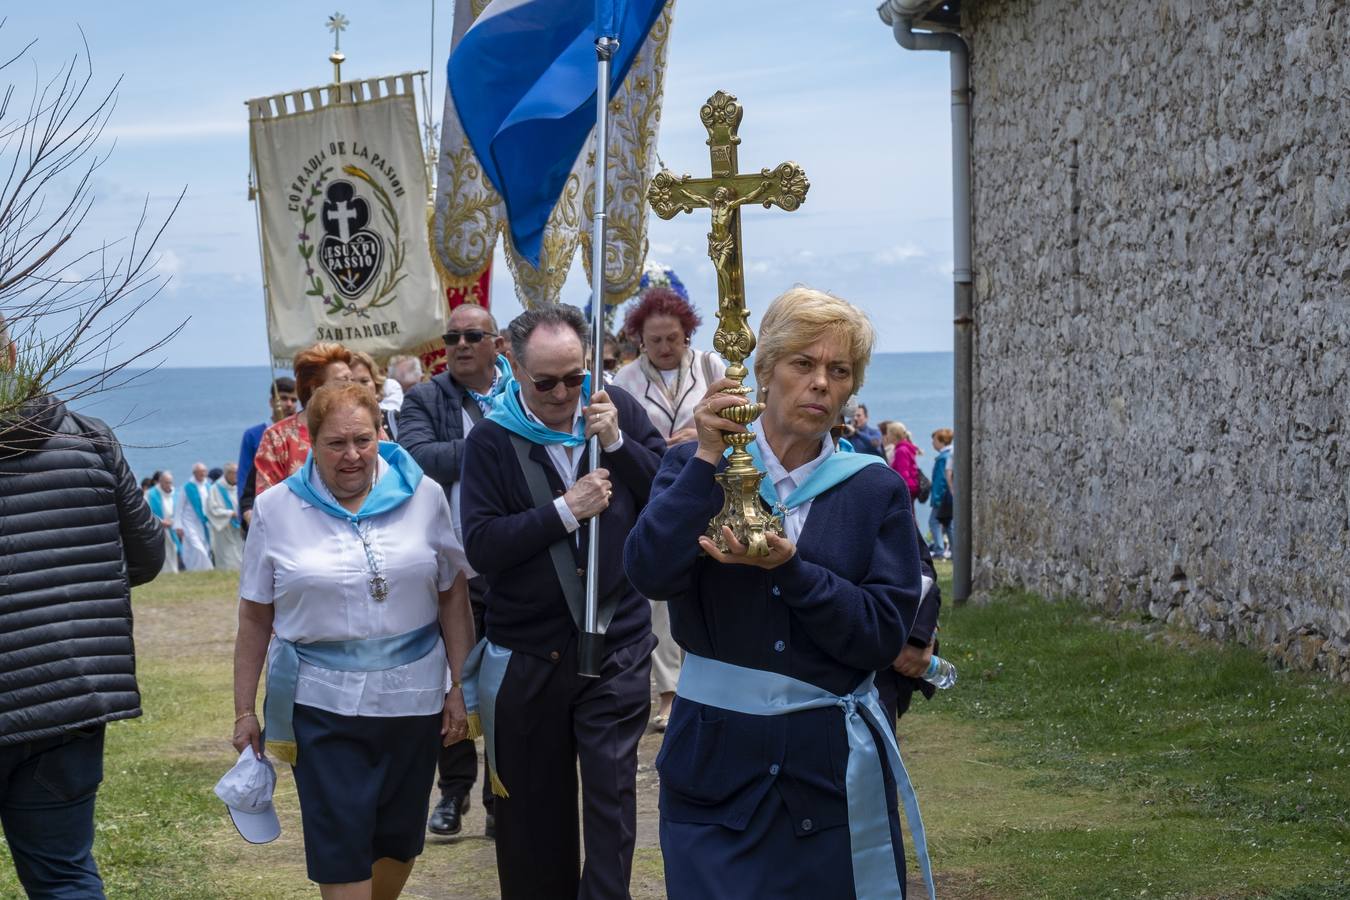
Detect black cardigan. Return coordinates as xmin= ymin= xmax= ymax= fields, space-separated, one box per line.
xmin=460 ymin=385 xmax=665 ymax=660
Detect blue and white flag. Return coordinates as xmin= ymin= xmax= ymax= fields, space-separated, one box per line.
xmin=448 ymin=0 xmax=667 ymax=266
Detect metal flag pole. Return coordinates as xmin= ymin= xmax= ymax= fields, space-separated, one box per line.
xmin=579 ymin=33 xmax=618 ymax=678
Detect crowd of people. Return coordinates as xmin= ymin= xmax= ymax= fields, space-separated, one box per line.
xmin=140 ymin=462 xmax=245 ymax=573
xmin=0 ymin=289 xmax=959 ymax=900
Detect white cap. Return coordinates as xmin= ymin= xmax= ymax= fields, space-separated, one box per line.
xmin=213 ymin=748 xmax=281 ymax=844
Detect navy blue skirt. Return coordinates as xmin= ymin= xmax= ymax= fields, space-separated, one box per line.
xmin=661 ymin=787 xmax=907 ymax=900
xmin=290 ymin=703 xmax=441 ymax=884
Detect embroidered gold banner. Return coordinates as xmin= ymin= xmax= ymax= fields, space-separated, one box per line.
xmin=432 ymin=1 xmax=676 ymax=309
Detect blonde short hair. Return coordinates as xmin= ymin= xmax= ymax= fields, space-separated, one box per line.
xmin=347 ymin=349 xmax=385 ymax=392
xmin=753 ymin=286 xmax=875 ymax=392
xmin=884 ymin=421 xmax=912 ymax=445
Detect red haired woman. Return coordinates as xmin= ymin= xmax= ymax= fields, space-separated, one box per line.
xmin=611 ymin=287 xmax=725 ymax=729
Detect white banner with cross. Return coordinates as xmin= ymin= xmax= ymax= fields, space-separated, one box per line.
xmin=249 ymin=74 xmax=445 ymax=364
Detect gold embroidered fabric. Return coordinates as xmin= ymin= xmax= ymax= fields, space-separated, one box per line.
xmin=432 ymin=1 xmax=676 ymax=308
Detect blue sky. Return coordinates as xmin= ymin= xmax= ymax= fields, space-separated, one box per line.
xmin=4 ymin=2 xmax=953 ymax=367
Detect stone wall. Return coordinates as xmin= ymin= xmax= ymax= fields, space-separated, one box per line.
xmin=962 ymin=0 xmax=1350 ymax=677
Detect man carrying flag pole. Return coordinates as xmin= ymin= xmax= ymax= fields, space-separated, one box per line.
xmin=450 ymin=1 xmax=669 ymax=897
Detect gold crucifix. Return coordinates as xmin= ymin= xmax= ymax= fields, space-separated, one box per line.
xmin=648 ymin=90 xmax=810 ymax=556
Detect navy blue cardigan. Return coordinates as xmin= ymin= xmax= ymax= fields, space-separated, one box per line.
xmin=461 ymin=385 xmax=666 ymax=660
xmin=624 ymin=442 xmax=923 ymax=833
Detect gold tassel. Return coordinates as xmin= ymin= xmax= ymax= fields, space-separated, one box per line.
xmin=467 ymin=712 xmax=483 ymax=741
xmin=269 ymin=739 xmax=298 ymax=765
xmin=488 ymin=766 xmax=510 ymax=799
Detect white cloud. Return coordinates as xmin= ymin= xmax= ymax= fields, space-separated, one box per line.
xmin=871 ymin=243 xmax=927 ymax=266
xmin=154 ymin=249 xmax=183 ymax=289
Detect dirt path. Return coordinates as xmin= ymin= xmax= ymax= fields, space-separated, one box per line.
xmin=129 ymin=572 xmax=967 ymax=899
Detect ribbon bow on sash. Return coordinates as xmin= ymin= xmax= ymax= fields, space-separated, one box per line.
xmin=676 ymin=653 xmax=936 ymax=900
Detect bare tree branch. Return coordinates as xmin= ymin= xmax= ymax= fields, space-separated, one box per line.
xmin=0 ymin=22 xmax=185 ymax=453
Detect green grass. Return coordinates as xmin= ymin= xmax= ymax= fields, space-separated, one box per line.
xmin=2 ymin=570 xmax=1347 ymax=898
xmin=910 ymin=576 xmax=1350 ymax=898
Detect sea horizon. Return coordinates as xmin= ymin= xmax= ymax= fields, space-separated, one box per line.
xmin=63 ymin=351 xmax=955 ymax=526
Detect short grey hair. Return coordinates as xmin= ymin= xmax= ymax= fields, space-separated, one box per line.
xmin=506 ymin=304 xmax=589 ymax=364
xmin=388 ymin=355 xmax=423 ymax=383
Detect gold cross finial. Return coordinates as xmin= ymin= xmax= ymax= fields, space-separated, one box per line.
xmin=649 ymin=91 xmax=808 ymax=372
xmin=647 ymin=91 xmax=809 ymax=556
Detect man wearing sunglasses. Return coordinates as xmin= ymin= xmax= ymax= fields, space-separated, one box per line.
xmin=397 ymin=302 xmax=509 ymax=840
xmin=459 ymin=304 xmax=666 ymax=900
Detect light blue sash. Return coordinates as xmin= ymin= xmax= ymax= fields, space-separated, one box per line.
xmin=485 ymin=374 xmax=592 ymax=447
xmin=262 ymin=621 xmax=442 ymax=765
xmin=215 ymin=482 xmax=240 ymax=529
xmin=744 ymin=439 xmax=887 ymax=517
xmin=460 ymin=638 xmax=513 ymax=797
xmin=184 ymin=482 xmax=212 ymax=549
xmin=676 ymin=653 xmax=935 ymax=900
xmin=148 ymin=488 xmax=180 ymax=551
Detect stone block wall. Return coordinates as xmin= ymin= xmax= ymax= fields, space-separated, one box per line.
xmin=962 ymin=0 xmax=1350 ymax=676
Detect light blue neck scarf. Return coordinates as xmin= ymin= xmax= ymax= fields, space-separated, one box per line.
xmin=465 ymin=354 xmax=513 ymax=410
xmin=486 ymin=373 xmax=591 ymax=447
xmin=745 ymin=436 xmax=886 ymax=516
xmin=283 ymin=441 xmax=423 ymax=522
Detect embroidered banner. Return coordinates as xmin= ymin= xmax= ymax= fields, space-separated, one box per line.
xmin=248 ymin=75 xmax=445 ymax=364
xmin=432 ymin=0 xmax=676 ymax=310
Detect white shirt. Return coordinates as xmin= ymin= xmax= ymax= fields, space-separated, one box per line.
xmin=520 ymin=393 xmax=623 ymax=535
xmin=757 ymin=435 xmax=834 ymax=544
xmin=240 ymin=457 xmax=471 ymax=717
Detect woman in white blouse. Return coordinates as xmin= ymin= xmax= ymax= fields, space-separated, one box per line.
xmin=232 ymin=381 xmax=475 ymax=900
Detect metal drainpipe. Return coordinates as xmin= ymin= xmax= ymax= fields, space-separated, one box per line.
xmin=883 ymin=8 xmax=974 ymax=603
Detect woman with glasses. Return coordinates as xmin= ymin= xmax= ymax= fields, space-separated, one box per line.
xmin=611 ymin=285 xmax=726 ymax=731
xmin=233 ymin=381 xmax=476 ymax=899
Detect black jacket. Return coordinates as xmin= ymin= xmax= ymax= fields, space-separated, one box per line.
xmin=461 ymin=386 xmax=665 ymax=659
xmin=397 ymin=371 xmax=481 ymax=500
xmin=0 ymin=393 xmax=164 ymax=745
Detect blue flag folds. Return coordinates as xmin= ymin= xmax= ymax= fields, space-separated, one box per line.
xmin=448 ymin=0 xmax=666 ymax=266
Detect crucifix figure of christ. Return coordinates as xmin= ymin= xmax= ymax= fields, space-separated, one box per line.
xmin=647 ymin=90 xmax=810 ymax=556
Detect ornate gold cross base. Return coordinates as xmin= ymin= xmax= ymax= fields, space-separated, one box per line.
xmin=706 ymin=363 xmax=783 ymax=556
xmin=648 ymin=91 xmax=809 ymax=557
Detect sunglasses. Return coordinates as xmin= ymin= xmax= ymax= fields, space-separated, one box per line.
xmin=603 ymin=357 xmax=619 ymax=372
xmin=444 ymin=329 xmax=495 ymax=345
xmin=523 ymin=369 xmax=587 ymax=392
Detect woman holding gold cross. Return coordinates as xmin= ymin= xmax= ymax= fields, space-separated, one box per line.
xmin=625 ymin=286 xmax=932 ymax=900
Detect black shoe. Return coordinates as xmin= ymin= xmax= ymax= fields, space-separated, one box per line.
xmin=428 ymin=794 xmax=465 ymax=836
xmin=484 ymin=811 xmax=496 ymax=840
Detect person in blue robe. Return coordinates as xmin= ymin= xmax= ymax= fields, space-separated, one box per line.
xmin=625 ymin=286 xmax=932 ymax=900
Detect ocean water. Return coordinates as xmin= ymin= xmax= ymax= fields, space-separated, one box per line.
xmin=68 ymin=351 xmax=955 ymax=526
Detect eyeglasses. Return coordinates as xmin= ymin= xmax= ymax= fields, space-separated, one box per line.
xmin=522 ymin=368 xmax=587 ymax=392
xmin=603 ymin=357 xmax=619 ymax=372
xmin=444 ymin=329 xmax=495 ymax=345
